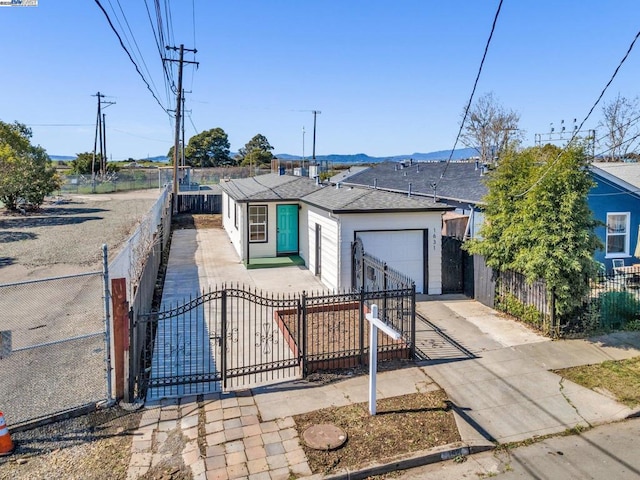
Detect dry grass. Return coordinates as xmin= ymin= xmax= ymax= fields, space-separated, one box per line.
xmin=293 ymin=390 xmax=460 ymax=475
xmin=553 ymin=356 xmax=640 ymax=407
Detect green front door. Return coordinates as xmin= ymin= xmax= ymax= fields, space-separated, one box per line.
xmin=277 ymin=204 xmax=299 ymax=254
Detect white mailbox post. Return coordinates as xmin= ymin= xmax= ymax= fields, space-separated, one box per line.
xmin=365 ymin=304 xmax=401 ymax=415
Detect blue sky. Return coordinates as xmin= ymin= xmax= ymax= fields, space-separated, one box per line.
xmin=2 ymin=1 xmax=640 ymax=160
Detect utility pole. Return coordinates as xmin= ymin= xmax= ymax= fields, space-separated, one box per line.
xmin=164 ymin=44 xmax=198 ymax=211
xmin=102 ymin=113 xmax=107 ymax=174
xmin=312 ymin=110 xmax=321 ymax=162
xmin=181 ymin=92 xmax=186 ymax=167
xmin=92 ymin=92 xmax=115 ymax=180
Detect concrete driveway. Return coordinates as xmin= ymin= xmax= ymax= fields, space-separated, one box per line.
xmin=415 ymin=296 xmax=640 ymax=443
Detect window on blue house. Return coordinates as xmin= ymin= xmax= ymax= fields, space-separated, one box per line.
xmin=249 ymin=205 xmax=268 ymax=242
xmin=606 ymin=212 xmax=630 ymax=257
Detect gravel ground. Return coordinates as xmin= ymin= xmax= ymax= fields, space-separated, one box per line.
xmin=0 ymin=190 xmax=162 ymax=479
xmin=0 ymin=190 xmax=160 ymax=283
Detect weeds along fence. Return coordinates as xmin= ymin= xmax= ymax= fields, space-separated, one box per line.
xmin=0 ymin=269 xmax=109 ymax=430
xmin=110 ymin=186 xmax=172 ymax=303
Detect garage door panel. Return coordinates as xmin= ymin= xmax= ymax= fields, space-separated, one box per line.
xmin=357 ymin=231 xmax=424 ymax=292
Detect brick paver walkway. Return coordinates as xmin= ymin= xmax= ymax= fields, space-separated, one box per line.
xmin=126 ymin=390 xmax=313 ymax=480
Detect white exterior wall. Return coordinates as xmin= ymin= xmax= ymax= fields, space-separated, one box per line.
xmin=222 ymin=192 xmax=244 ymax=259
xmin=338 ymin=212 xmax=443 ymax=294
xmin=307 ymin=208 xmax=341 ymax=291
xmin=298 ymin=204 xmax=311 ymax=265
xmin=247 ymin=202 xmax=278 ymax=258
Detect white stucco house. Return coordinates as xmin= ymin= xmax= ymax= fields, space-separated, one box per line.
xmin=219 ymin=173 xmax=454 ymax=294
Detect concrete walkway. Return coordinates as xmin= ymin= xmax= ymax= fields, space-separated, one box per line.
xmin=126 ymin=226 xmax=640 ymax=479
xmin=417 ymin=298 xmax=640 ymax=444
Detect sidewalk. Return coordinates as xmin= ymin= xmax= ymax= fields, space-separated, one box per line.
xmin=125 ymin=226 xmax=640 ymax=479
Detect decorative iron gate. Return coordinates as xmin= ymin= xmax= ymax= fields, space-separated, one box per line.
xmin=131 ymin=287 xmax=301 ymax=400
xmin=129 ymin=284 xmax=416 ymax=401
xmin=352 ymin=237 xmax=415 ymax=292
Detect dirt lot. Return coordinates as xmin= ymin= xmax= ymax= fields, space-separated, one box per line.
xmin=0 ymin=189 xmax=160 ymax=283
xmin=0 ymin=190 xmax=167 ymax=480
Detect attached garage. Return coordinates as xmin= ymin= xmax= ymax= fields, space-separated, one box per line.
xmin=355 ymin=229 xmax=427 ymax=293
xmin=220 ymin=174 xmax=454 ymax=295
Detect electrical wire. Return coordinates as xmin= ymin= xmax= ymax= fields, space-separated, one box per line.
xmin=95 ymin=0 xmax=171 ymax=115
xmin=516 ymin=28 xmax=640 ymax=198
xmin=109 ymin=0 xmax=162 ymax=104
xmin=437 ymin=0 xmax=504 ymax=186
xmin=143 ymin=0 xmax=175 ymax=104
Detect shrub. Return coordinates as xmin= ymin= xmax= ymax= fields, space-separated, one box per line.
xmin=599 ymin=291 xmax=640 ymax=329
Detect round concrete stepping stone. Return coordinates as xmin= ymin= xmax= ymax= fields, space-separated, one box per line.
xmin=302 ymin=423 xmax=347 ymax=450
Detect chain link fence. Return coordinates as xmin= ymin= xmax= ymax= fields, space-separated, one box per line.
xmin=0 ymin=272 xmax=108 ymax=428
xmin=56 ymin=166 xmax=265 ymax=194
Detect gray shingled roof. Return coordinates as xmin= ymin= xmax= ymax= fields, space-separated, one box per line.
xmin=303 ymin=184 xmax=452 ymax=213
xmin=591 ymin=162 xmax=640 ymax=189
xmin=219 ymin=174 xmax=322 ymax=201
xmin=219 ymin=173 xmax=452 ymax=213
xmin=340 ymin=161 xmax=488 ymax=204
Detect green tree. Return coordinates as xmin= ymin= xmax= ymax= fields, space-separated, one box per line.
xmin=70 ymin=152 xmax=119 ymax=175
xmin=0 ymin=121 xmax=61 ymax=210
xmin=465 ymin=144 xmax=602 ymax=315
xmin=184 ymin=128 xmax=233 ymax=167
xmin=235 ymin=134 xmax=274 ymax=168
xmin=70 ymin=152 xmax=94 ymax=174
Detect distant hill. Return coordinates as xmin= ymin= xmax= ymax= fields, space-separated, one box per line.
xmin=50 ymin=148 xmax=478 ymax=165
xmin=49 ymin=155 xmax=76 ymax=161
xmin=274 ymin=148 xmax=477 ymax=164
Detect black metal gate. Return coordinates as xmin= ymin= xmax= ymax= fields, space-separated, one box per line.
xmin=129 ymin=284 xmax=416 ymax=401
xmin=131 ymin=287 xmax=301 ymax=400
xmin=441 ymin=236 xmax=465 ymax=294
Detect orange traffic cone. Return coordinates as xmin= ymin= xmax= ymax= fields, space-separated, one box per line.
xmin=0 ymin=411 xmax=14 ymax=456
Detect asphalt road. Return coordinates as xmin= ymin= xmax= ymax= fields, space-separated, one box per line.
xmin=397 ymin=416 xmax=640 ymax=479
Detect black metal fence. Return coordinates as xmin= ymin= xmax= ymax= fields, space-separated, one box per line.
xmin=129 ymin=285 xmax=415 ymax=401
xmin=469 ymin=255 xmax=640 ymax=336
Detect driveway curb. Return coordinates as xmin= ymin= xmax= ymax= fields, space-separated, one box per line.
xmin=317 ymin=441 xmax=495 ymax=480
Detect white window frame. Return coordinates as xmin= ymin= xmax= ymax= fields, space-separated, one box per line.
xmin=605 ymin=212 xmax=630 ymax=258
xmin=249 ymin=205 xmax=268 ymax=243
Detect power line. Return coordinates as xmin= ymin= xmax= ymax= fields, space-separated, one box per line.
xmin=437 ymin=0 xmax=504 ymax=187
xmin=94 ymin=0 xmax=171 ymax=115
xmin=516 ymin=27 xmax=640 ymax=198
xmin=109 ymin=0 xmax=162 ymax=103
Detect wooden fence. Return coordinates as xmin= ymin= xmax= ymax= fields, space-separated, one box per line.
xmin=176 ymin=193 xmax=221 ymax=214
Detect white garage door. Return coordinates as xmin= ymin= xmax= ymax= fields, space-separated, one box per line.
xmin=356 ymin=230 xmax=424 ymax=293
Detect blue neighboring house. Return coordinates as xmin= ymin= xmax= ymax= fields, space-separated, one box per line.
xmin=589 ymin=162 xmax=640 ymax=270
xmin=338 ymin=159 xmax=640 ymax=271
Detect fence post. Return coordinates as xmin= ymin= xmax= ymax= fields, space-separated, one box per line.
xmin=550 ymin=286 xmax=557 ymax=338
xmin=127 ymin=307 xmax=135 ymax=402
xmin=102 ymin=244 xmax=114 ymax=405
xmin=221 ymin=289 xmax=227 ymax=389
xmin=359 ymin=288 xmax=365 ymax=366
xmin=410 ymin=283 xmax=416 ymax=359
xmin=111 ymin=278 xmax=129 ymax=401
xmin=383 ymin=263 xmax=388 ymax=319
xmin=300 ymin=291 xmax=307 ymax=377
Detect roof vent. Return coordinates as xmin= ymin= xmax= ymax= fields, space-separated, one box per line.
xmin=408 ymin=183 xmax=412 ymax=198
xmin=373 ymin=178 xmax=378 ymax=189
xmin=336 ymin=182 xmax=341 ymax=189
